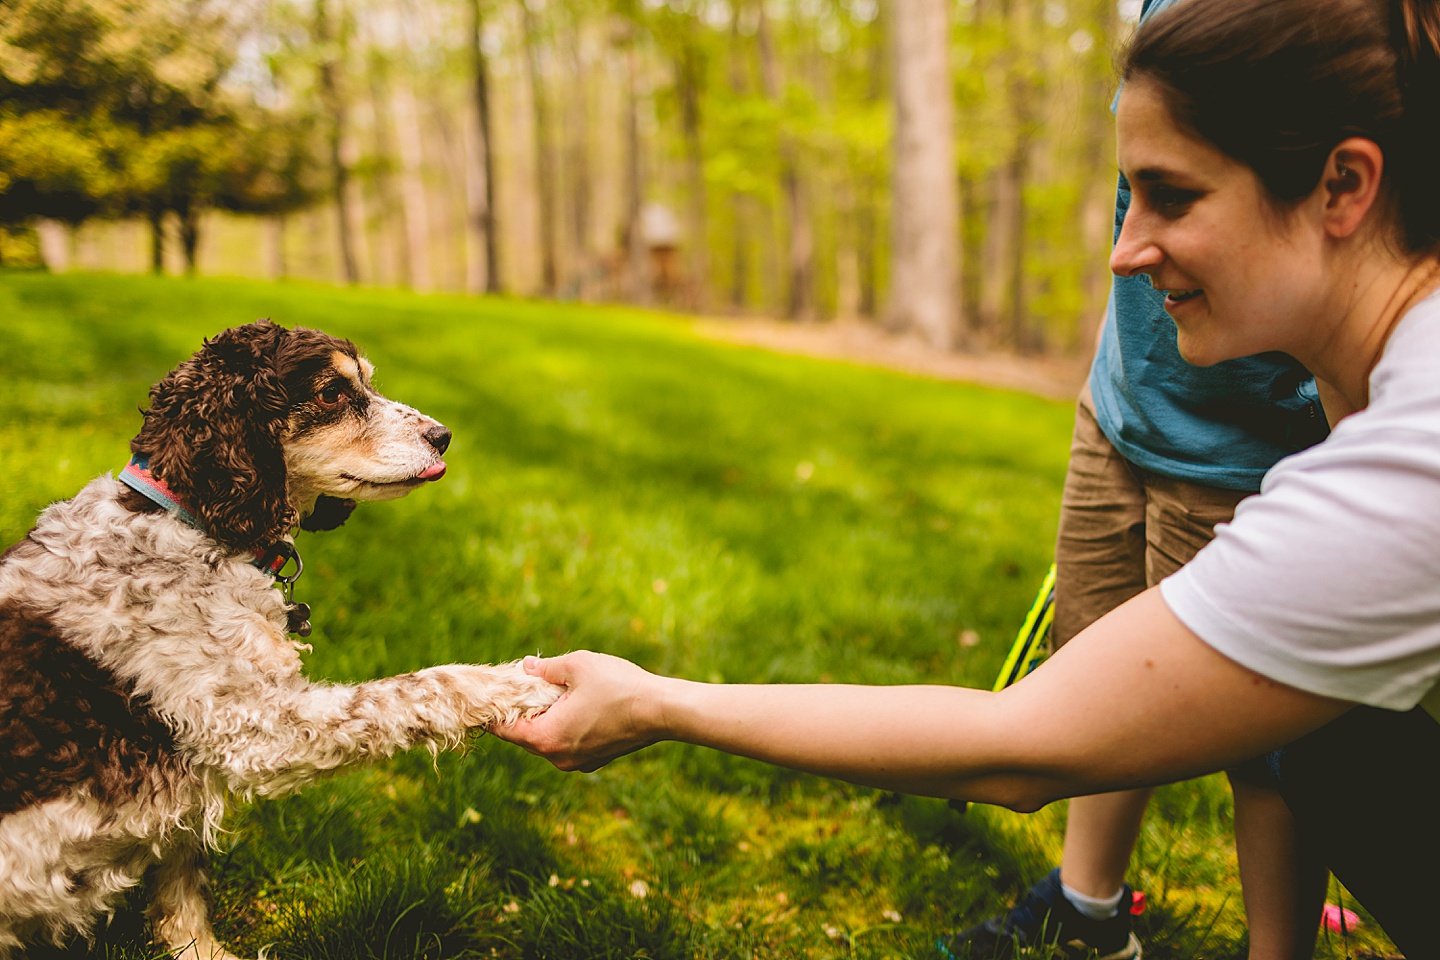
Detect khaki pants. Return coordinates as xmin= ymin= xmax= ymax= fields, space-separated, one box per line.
xmin=1053 ymin=388 xmax=1252 ymax=647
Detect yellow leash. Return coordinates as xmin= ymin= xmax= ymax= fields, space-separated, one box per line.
xmin=992 ymin=563 xmax=1056 ymax=692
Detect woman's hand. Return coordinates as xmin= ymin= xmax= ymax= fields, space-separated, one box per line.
xmin=490 ymin=651 xmax=670 ymax=771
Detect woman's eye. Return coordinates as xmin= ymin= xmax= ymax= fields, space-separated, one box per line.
xmin=1151 ymin=186 xmax=1201 ymax=216
xmin=318 ymin=384 xmax=348 ymax=407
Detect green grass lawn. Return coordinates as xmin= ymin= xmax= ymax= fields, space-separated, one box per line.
xmin=0 ymin=272 xmax=1388 ymax=959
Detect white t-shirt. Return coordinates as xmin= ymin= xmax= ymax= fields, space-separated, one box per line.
xmin=1161 ymin=290 xmax=1440 ymax=717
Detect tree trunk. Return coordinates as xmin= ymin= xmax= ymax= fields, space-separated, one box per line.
xmin=887 ymin=0 xmax=959 ymax=349
xmin=730 ymin=196 xmax=749 ymax=310
xmin=836 ymin=182 xmax=861 ymax=320
xmin=979 ymin=168 xmax=1004 ymax=336
xmin=857 ymin=9 xmax=885 ymax=321
xmin=315 ymin=0 xmax=359 ymax=285
xmin=522 ymin=0 xmax=558 ymax=298
xmin=962 ymin=0 xmax=996 ymax=342
xmin=1001 ymin=139 xmax=1035 ymax=351
xmin=856 ymin=192 xmax=877 ymax=319
xmin=36 ymin=218 xmax=73 ymax=273
xmin=566 ymin=26 xmax=593 ymax=300
xmin=468 ymin=0 xmax=502 ymax=294
xmin=366 ymin=57 xmax=411 ymax=287
xmin=998 ymin=0 xmax=1040 ymax=353
xmin=430 ymin=104 xmax=469 ymax=293
xmin=177 ymin=200 xmax=199 ymax=276
xmin=675 ymin=29 xmax=708 ymax=310
xmin=781 ymin=168 xmax=813 ymax=321
xmin=147 ymin=206 xmax=165 ymax=275
xmin=392 ymin=78 xmax=434 ymax=292
xmin=1077 ymin=0 xmax=1121 ymax=346
xmin=727 ymin=0 xmax=748 ymax=312
xmin=623 ymin=26 xmax=650 ymax=305
xmin=756 ymin=0 xmax=813 ymax=321
xmin=958 ymin=174 xmax=984 ymax=337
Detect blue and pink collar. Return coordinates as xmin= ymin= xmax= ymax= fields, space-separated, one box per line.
xmin=118 ymin=454 xmax=301 ymax=582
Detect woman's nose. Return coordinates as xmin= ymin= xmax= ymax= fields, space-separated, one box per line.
xmin=1110 ymin=214 xmax=1164 ymax=278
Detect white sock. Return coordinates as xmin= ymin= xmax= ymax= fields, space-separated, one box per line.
xmin=1060 ymin=880 xmax=1125 ymax=921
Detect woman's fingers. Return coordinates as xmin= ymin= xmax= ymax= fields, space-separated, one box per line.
xmin=491 ymin=651 xmax=664 ymax=772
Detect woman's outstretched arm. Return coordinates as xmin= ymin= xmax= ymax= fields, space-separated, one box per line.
xmin=493 ymin=588 xmax=1351 ymax=810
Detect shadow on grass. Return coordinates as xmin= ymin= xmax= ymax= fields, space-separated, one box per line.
xmin=479 ymin=879 xmax=700 ymax=960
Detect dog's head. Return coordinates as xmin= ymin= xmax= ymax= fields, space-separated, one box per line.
xmin=130 ymin=320 xmax=450 ymax=553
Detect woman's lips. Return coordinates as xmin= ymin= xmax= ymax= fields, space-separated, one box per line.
xmin=1165 ymin=288 xmax=1203 ymax=308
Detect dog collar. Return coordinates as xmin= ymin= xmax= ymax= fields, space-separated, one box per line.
xmin=118 ymin=455 xmax=303 ymax=585
xmin=119 ymin=455 xmax=312 ymax=636
xmin=118 ymin=455 xmax=201 ymax=528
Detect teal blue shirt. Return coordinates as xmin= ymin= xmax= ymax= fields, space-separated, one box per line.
xmin=1088 ymin=0 xmax=1327 ymax=491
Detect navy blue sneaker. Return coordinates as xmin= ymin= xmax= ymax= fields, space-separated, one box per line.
xmin=937 ymin=869 xmax=1141 ymax=959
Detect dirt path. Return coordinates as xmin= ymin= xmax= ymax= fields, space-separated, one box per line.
xmin=693 ymin=317 xmax=1090 ymax=401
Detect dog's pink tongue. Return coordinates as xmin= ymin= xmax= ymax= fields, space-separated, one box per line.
xmin=418 ymin=462 xmax=447 ymax=481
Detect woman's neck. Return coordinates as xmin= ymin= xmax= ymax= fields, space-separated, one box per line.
xmin=1305 ymin=255 xmax=1440 ymax=424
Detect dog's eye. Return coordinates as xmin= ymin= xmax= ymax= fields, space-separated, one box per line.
xmin=317 ymin=383 xmax=349 ymax=408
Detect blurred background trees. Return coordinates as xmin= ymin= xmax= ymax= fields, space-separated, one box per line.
xmin=0 ymin=0 xmax=315 ymax=272
xmin=0 ymin=0 xmax=1134 ymax=354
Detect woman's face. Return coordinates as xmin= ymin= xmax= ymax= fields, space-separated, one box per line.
xmin=1112 ymin=79 xmax=1332 ymax=366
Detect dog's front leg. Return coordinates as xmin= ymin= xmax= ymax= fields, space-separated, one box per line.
xmin=149 ymin=837 xmax=245 ymax=960
xmin=196 ymin=660 xmax=561 ymax=798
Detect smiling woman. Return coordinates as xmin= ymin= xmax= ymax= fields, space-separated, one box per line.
xmin=1112 ymin=0 xmax=1440 ymax=398
xmin=494 ymin=0 xmax=1440 ymax=954
xmin=1111 ymin=81 xmax=1331 ymax=367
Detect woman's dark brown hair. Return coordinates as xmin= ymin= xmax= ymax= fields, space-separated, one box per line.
xmin=1124 ymin=0 xmax=1440 ymax=253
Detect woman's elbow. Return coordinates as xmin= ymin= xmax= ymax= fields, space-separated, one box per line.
xmin=941 ymin=774 xmax=1066 ymax=814
xmin=992 ymin=782 xmax=1061 ymax=814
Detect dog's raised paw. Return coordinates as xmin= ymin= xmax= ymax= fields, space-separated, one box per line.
xmin=449 ymin=661 xmax=564 ymax=728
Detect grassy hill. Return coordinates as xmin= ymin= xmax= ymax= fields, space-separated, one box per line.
xmin=0 ymin=272 xmax=1381 ymax=958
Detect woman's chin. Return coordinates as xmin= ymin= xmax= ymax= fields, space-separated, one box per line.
xmin=1173 ymin=331 xmax=1230 ymax=368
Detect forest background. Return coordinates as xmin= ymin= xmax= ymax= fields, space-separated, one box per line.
xmin=1 ymin=0 xmax=1132 ymax=356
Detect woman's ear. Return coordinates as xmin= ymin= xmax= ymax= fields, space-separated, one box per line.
xmin=1322 ymin=138 xmax=1386 ymax=240
xmin=131 ymin=321 xmax=294 ymax=553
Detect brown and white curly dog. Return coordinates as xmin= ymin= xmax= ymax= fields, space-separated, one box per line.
xmin=0 ymin=320 xmax=561 ymax=959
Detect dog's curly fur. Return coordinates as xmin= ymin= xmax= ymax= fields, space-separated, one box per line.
xmin=0 ymin=321 xmax=560 ymax=959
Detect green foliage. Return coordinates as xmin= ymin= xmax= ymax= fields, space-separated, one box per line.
xmin=0 ymin=107 xmax=135 ymax=221
xmin=0 ymin=272 xmax=1399 ymax=958
xmin=2 ymin=0 xmax=1126 ymax=344
xmin=705 ymin=93 xmax=785 ymax=200
xmin=128 ymin=123 xmax=232 ymax=206
xmin=0 ymin=222 xmax=42 ymax=265
xmin=0 ymin=0 xmax=316 ymax=247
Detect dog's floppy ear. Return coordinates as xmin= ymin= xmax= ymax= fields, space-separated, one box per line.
xmin=131 ymin=320 xmax=294 ymax=553
xmin=300 ymin=495 xmax=357 ymax=532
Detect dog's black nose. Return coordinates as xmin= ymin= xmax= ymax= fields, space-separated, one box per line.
xmin=424 ymin=425 xmax=452 ymax=454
